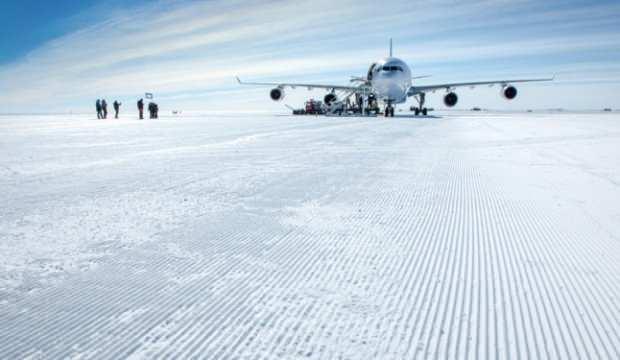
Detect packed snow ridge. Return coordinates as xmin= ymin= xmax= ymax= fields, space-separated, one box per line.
xmin=1 ymin=112 xmax=619 ymax=358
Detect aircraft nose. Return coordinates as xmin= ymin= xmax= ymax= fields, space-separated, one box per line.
xmin=387 ymin=81 xmax=405 ymax=95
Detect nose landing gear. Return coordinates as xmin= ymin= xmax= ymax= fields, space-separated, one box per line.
xmin=384 ymin=101 xmax=395 ymax=117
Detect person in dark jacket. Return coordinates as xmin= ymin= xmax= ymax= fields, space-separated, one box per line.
xmin=148 ymin=102 xmax=156 ymax=119
xmin=96 ymin=99 xmax=102 ymax=119
xmin=153 ymin=102 xmax=159 ymax=119
xmin=113 ymin=101 xmax=121 ymax=119
xmin=101 ymin=99 xmax=108 ymax=119
xmin=137 ymin=98 xmax=144 ymax=119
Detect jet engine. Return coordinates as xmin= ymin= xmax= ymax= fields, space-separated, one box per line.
xmin=324 ymin=93 xmax=338 ymax=106
xmin=444 ymin=92 xmax=458 ymax=107
xmin=270 ymin=88 xmax=285 ymax=101
xmin=502 ymin=85 xmax=517 ymax=100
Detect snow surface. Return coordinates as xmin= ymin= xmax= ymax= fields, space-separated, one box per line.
xmin=1 ymin=111 xmax=619 ymax=358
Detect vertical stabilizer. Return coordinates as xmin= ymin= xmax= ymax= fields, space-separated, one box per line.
xmin=389 ymin=38 xmax=393 ymax=57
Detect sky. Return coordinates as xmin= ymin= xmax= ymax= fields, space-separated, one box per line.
xmin=0 ymin=0 xmax=619 ymax=113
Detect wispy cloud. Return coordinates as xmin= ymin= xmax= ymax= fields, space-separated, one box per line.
xmin=1 ymin=0 xmax=619 ymax=112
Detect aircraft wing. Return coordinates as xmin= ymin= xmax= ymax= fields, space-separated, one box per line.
xmin=408 ymin=77 xmax=553 ymax=95
xmin=236 ymin=76 xmax=360 ymax=91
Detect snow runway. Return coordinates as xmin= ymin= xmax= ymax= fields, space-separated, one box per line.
xmin=1 ymin=112 xmax=619 ymax=358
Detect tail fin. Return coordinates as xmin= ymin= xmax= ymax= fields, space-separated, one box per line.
xmin=389 ymin=38 xmax=393 ymax=57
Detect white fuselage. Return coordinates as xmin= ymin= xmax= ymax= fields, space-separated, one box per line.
xmin=368 ymin=57 xmax=412 ymax=104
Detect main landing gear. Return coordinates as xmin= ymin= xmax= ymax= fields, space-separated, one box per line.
xmin=410 ymin=93 xmax=429 ymax=116
xmin=411 ymin=107 xmax=428 ymax=116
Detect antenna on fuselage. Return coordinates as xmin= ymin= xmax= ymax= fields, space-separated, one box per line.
xmin=389 ymin=38 xmax=393 ymax=57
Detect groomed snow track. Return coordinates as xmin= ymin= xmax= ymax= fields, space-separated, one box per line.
xmin=1 ymin=112 xmax=619 ymax=358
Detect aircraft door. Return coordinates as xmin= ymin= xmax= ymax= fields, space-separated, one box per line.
xmin=367 ymin=63 xmax=377 ymax=81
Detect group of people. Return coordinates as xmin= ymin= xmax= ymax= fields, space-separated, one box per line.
xmin=95 ymin=99 xmax=122 ymax=119
xmin=96 ymin=98 xmax=158 ymax=119
xmin=136 ymin=98 xmax=159 ymax=119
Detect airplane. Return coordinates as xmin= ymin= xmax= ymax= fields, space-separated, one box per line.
xmin=236 ymin=39 xmax=553 ymax=117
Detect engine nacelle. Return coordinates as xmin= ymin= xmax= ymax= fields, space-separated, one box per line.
xmin=270 ymin=88 xmax=285 ymax=101
xmin=502 ymin=85 xmax=517 ymax=100
xmin=324 ymin=93 xmax=338 ymax=105
xmin=444 ymin=92 xmax=458 ymax=107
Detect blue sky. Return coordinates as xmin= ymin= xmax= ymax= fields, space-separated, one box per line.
xmin=0 ymin=0 xmax=149 ymax=64
xmin=1 ymin=0 xmax=619 ymax=112
xmin=0 ymin=1 xmax=96 ymax=64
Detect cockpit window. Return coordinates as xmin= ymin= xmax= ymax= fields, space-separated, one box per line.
xmin=381 ymin=65 xmax=403 ymax=72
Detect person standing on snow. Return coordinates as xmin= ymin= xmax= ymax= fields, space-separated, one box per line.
xmin=113 ymin=101 xmax=121 ymax=119
xmin=101 ymin=99 xmax=108 ymax=119
xmin=137 ymin=98 xmax=144 ymax=119
xmin=148 ymin=102 xmax=155 ymax=119
xmin=96 ymin=99 xmax=102 ymax=119
xmin=148 ymin=102 xmax=159 ymax=119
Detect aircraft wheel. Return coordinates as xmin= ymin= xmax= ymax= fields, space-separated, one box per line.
xmin=422 ymin=108 xmax=428 ymax=116
xmin=414 ymin=108 xmax=420 ymax=116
